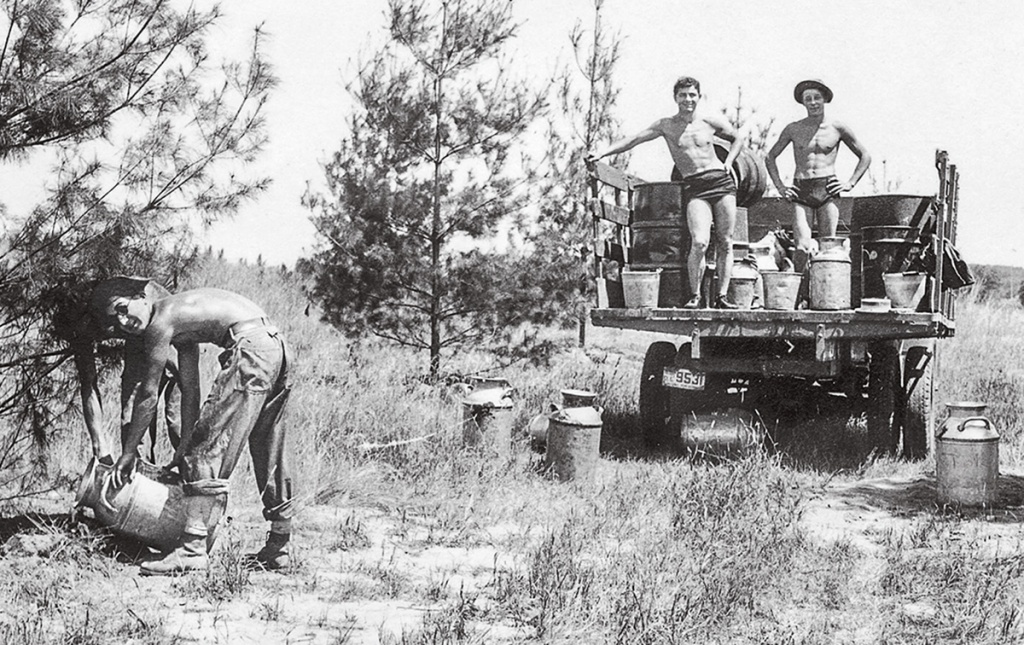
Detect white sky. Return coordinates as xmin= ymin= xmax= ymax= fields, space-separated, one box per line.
xmin=6 ymin=1 xmax=1024 ymax=268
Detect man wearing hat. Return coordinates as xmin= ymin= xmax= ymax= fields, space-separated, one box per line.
xmin=765 ymin=79 xmax=871 ymax=268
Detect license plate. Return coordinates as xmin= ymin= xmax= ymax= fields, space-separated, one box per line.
xmin=663 ymin=366 xmax=705 ymax=391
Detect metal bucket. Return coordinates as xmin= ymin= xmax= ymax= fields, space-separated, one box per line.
xmin=680 ymin=408 xmax=764 ymax=456
xmin=621 ymin=269 xmax=661 ymax=308
xmin=883 ymin=272 xmax=927 ymax=310
xmin=75 ymin=457 xmax=221 ymax=551
xmin=860 ymin=226 xmax=923 ymax=299
xmin=544 ymin=396 xmax=603 ymax=482
xmin=809 ymin=238 xmax=851 ymax=310
xmin=936 ymin=402 xmax=999 ymax=507
xmin=761 ymin=271 xmax=801 ymax=310
xmin=461 ymin=378 xmax=514 ymax=458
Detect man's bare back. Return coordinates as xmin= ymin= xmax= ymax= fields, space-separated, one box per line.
xmin=146 ymin=288 xmax=268 ymax=349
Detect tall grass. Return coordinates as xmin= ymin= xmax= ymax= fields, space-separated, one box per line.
xmin=3 ymin=257 xmax=1024 ymax=644
xmin=938 ymin=289 xmax=1024 ymax=466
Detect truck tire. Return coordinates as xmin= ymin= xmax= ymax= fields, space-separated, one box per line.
xmin=867 ymin=340 xmax=899 ymax=454
xmin=900 ymin=341 xmax=934 ymax=460
xmin=640 ymin=341 xmax=677 ymax=448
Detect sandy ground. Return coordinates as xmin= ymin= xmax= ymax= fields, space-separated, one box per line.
xmin=6 ymin=469 xmax=1024 ymax=643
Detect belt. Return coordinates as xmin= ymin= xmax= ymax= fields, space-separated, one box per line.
xmin=222 ymin=316 xmax=275 ymax=346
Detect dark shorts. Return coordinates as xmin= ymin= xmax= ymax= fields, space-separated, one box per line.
xmin=793 ymin=175 xmax=839 ymax=209
xmin=681 ymin=168 xmax=736 ymax=203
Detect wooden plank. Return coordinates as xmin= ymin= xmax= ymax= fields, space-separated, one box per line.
xmin=590 ymin=308 xmax=954 ymax=340
xmin=588 ymin=198 xmax=630 ymax=226
xmin=589 ymin=161 xmax=641 ymax=192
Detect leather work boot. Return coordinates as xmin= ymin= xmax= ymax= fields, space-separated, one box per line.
xmin=253 ymin=531 xmax=290 ymax=570
xmin=140 ymin=533 xmax=208 ymax=576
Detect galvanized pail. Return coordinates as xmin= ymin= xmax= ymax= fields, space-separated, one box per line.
xmin=936 ymin=402 xmax=999 ymax=507
xmin=761 ymin=271 xmax=802 ymax=310
xmin=621 ymin=269 xmax=662 ymax=308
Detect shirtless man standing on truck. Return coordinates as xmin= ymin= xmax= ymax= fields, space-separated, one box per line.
xmin=765 ymin=79 xmax=871 ymax=269
xmin=587 ymin=76 xmax=747 ymax=309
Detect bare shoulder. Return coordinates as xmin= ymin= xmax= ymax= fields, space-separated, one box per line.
xmin=831 ymin=119 xmax=857 ymax=135
xmin=650 ymin=117 xmax=673 ymax=134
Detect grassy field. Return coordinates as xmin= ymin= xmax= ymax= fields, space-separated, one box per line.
xmin=1 ymin=255 xmax=1023 ymax=644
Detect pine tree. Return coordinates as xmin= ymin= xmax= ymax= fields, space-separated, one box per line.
xmin=519 ymin=0 xmax=623 ymax=347
xmin=0 ymin=1 xmax=275 ymax=487
xmin=302 ymin=0 xmax=545 ymax=378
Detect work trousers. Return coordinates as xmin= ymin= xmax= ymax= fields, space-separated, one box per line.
xmin=181 ymin=325 xmax=294 ymax=523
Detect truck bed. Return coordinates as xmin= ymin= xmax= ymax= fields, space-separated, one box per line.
xmin=591 ymin=307 xmax=954 ymax=341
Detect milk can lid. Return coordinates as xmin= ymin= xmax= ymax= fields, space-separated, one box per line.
xmin=938 ymin=416 xmax=999 ymax=442
xmin=549 ymin=405 xmax=603 ymax=427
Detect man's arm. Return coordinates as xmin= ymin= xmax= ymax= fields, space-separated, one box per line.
xmin=174 ymin=342 xmax=201 ymax=460
xmin=120 ymin=338 xmax=146 ymax=447
xmin=765 ymin=126 xmax=797 ymax=199
xmin=836 ymin=121 xmax=872 ymax=192
xmin=587 ymin=121 xmax=663 ymax=163
xmin=111 ymin=329 xmax=174 ymax=487
xmin=706 ymin=114 xmax=747 ymax=176
xmin=72 ymin=342 xmax=108 ymax=459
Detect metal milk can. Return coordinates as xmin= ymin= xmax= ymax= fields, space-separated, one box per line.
xmin=728 ymin=246 xmax=761 ymax=309
xmin=809 ymin=236 xmax=851 ymax=310
xmin=461 ymin=377 xmax=514 ymax=458
xmin=935 ymin=401 xmax=999 ymax=506
xmin=75 ymin=457 xmax=223 ymax=551
xmin=544 ymin=389 xmax=603 ymax=482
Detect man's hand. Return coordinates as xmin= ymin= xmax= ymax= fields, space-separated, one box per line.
xmin=160 ymin=451 xmax=184 ymax=477
xmin=827 ymin=177 xmax=849 ymax=197
xmin=781 ymin=186 xmax=799 ymax=202
xmin=110 ymin=451 xmax=137 ymax=489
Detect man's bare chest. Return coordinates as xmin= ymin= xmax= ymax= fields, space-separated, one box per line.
xmin=662 ymin=120 xmax=715 ymax=150
xmin=793 ymin=124 xmax=840 ymax=153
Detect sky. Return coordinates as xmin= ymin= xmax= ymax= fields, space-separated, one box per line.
xmin=8 ymin=1 xmax=1024 ymax=268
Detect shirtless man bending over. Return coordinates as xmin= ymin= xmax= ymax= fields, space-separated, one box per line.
xmin=588 ymin=76 xmax=747 ymax=309
xmin=91 ymin=277 xmax=294 ymax=575
xmin=765 ymin=79 xmax=871 ymax=269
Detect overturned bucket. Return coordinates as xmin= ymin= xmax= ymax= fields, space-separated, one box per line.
xmin=544 ymin=390 xmax=603 ymax=482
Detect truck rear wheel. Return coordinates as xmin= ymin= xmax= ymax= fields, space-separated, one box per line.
xmin=900 ymin=341 xmax=934 ymax=459
xmin=867 ymin=340 xmax=899 ymax=454
xmin=640 ymin=341 xmax=676 ymax=448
